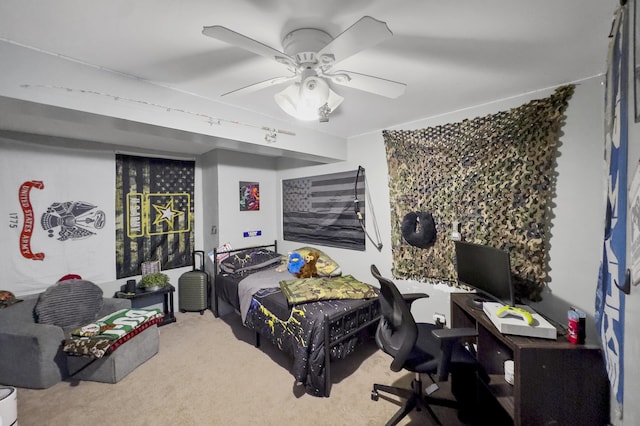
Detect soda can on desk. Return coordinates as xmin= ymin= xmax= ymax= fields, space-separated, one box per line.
xmin=568 ymin=308 xmax=585 ymax=344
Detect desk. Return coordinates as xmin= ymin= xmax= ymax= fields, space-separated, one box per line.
xmin=115 ymin=285 xmax=176 ymax=327
xmin=450 ymin=293 xmax=609 ymax=426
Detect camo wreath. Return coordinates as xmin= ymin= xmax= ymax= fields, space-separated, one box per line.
xmin=401 ymin=211 xmax=437 ymax=248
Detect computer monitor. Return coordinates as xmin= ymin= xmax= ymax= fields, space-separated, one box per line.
xmin=454 ymin=240 xmax=515 ymax=308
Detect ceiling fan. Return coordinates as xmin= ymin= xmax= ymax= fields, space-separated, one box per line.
xmin=202 ymin=16 xmax=406 ymax=122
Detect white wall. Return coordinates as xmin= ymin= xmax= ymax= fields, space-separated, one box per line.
xmin=0 ymin=135 xmax=204 ymax=311
xmin=624 ymin=131 xmax=640 ymax=424
xmin=0 ymin=66 xmax=624 ymax=421
xmin=622 ymin=15 xmax=640 ymax=422
xmin=200 ymin=149 xmax=220 ymax=268
xmin=209 ymin=150 xmax=279 ymax=316
xmin=214 ymin=150 xmax=279 ymax=250
xmin=276 ymin=161 xmax=376 ymax=284
xmin=274 ymin=77 xmax=607 ymax=330
xmin=532 ymin=79 xmax=606 ymax=344
xmin=347 ymin=75 xmax=631 ymax=422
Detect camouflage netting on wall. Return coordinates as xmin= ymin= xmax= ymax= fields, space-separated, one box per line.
xmin=382 ymin=85 xmax=574 ymax=302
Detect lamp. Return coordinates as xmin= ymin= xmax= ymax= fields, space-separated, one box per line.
xmin=274 ymin=71 xmax=343 ymax=122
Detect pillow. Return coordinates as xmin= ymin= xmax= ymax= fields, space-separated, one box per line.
xmin=292 ymin=247 xmax=341 ymax=277
xmin=34 ymin=279 xmax=104 ymax=328
xmin=219 ymin=248 xmax=282 ymax=273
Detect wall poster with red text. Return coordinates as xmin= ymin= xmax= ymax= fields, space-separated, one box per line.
xmin=0 ymin=137 xmax=115 ymax=295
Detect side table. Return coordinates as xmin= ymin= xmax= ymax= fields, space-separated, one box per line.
xmin=115 ymin=284 xmax=177 ymax=326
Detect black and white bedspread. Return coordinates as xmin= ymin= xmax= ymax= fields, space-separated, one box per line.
xmin=213 ymin=245 xmax=379 ymax=397
xmin=245 ymin=280 xmax=377 ymax=397
xmin=237 ymin=267 xmax=283 ymax=323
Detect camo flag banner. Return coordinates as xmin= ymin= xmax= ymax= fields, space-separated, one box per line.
xmin=115 ymin=154 xmax=195 ymax=278
xmin=0 ymin=137 xmax=114 ymax=294
xmin=383 ymin=85 xmax=574 ymax=302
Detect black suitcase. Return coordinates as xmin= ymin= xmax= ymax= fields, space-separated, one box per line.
xmin=178 ymin=250 xmax=210 ymax=315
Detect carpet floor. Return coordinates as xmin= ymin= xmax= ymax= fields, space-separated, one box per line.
xmin=15 ymin=311 xmax=473 ymax=425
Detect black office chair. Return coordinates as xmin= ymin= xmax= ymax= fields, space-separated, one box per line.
xmin=370 ymin=264 xmax=478 ymax=426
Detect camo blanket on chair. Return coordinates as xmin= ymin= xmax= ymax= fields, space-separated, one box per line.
xmin=63 ymin=308 xmax=163 ymax=358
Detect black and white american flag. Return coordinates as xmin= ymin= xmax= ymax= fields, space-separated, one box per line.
xmin=282 ymin=170 xmax=365 ymax=251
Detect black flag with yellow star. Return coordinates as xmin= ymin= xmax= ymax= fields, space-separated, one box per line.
xmin=115 ymin=154 xmax=195 ymax=278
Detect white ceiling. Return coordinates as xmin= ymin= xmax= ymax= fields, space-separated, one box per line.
xmin=0 ymin=0 xmax=617 ymax=153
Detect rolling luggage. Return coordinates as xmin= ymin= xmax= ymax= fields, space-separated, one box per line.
xmin=178 ymin=250 xmax=210 ymax=315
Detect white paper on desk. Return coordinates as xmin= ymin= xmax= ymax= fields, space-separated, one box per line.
xmin=482 ymin=302 xmax=557 ymax=339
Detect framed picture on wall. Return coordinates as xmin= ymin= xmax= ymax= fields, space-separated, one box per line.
xmin=239 ymin=181 xmax=260 ymax=211
xmin=282 ymin=170 xmax=366 ymax=250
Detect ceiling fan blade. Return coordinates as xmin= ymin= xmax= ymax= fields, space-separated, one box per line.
xmin=317 ymin=16 xmax=393 ymax=67
xmin=221 ymin=75 xmax=296 ymax=97
xmin=202 ymin=25 xmax=296 ymax=69
xmin=329 ymin=70 xmax=406 ymax=98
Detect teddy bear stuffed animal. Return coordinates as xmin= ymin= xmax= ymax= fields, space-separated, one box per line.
xmin=295 ymin=251 xmax=321 ymax=278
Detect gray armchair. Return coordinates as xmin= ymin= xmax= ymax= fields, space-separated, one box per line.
xmin=0 ymin=280 xmax=131 ymax=389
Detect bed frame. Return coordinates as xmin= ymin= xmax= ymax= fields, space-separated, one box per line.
xmin=212 ymin=241 xmax=381 ymax=397
xmin=211 ymin=241 xmax=279 ymax=321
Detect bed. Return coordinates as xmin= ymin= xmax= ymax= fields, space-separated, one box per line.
xmin=211 ymin=241 xmax=380 ymax=397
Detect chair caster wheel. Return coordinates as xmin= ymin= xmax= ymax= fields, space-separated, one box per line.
xmin=371 ymin=390 xmax=379 ymax=401
xmin=199 ymin=310 xmax=204 ymax=315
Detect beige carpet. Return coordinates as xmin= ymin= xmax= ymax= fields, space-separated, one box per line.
xmin=15 ymin=312 xmax=468 ymax=425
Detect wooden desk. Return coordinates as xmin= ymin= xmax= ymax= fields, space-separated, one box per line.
xmin=450 ymin=293 xmax=609 ymax=426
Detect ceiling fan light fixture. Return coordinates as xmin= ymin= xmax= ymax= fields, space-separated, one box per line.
xmin=204 ymin=17 xmax=406 ymax=122
xmin=274 ymin=76 xmax=343 ymax=122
